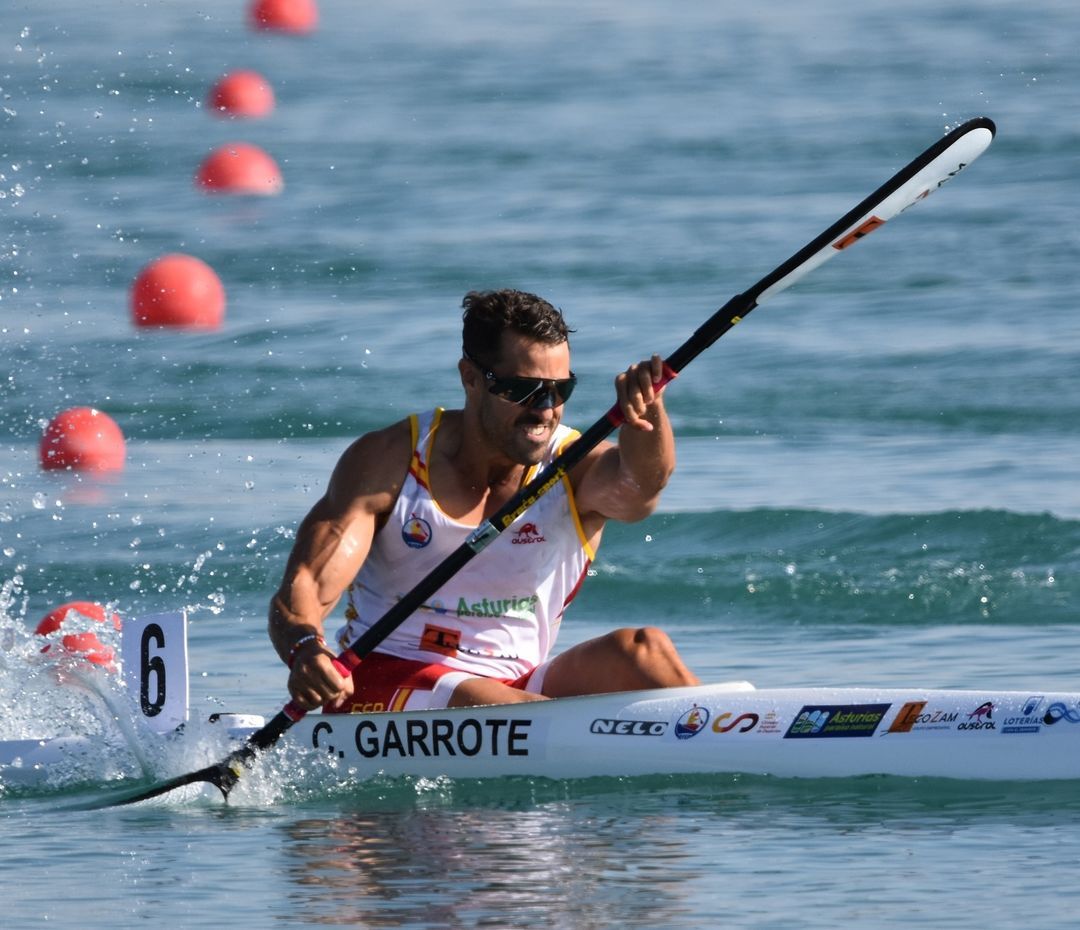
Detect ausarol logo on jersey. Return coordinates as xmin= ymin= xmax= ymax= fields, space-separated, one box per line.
xmin=511 ymin=522 xmax=546 ymax=544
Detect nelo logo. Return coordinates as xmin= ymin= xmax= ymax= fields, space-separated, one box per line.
xmin=590 ymin=718 xmax=667 ymax=736
xmin=512 ymin=522 xmax=546 ymax=544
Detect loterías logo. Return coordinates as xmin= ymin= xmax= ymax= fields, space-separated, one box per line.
xmin=511 ymin=522 xmax=546 ymax=544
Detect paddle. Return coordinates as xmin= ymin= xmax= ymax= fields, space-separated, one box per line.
xmin=98 ymin=116 xmax=995 ymax=808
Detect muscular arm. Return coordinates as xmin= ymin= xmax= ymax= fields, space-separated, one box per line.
xmin=268 ymin=419 xmax=412 ymax=708
xmin=573 ymin=354 xmax=676 ymax=527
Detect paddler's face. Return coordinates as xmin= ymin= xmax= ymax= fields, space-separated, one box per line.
xmin=463 ymin=332 xmax=573 ymax=466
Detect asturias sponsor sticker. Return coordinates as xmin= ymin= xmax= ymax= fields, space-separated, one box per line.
xmin=784 ymin=703 xmax=890 ymax=739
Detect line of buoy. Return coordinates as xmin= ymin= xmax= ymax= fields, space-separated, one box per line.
xmin=35 ymin=1 xmax=320 ymax=659
xmin=41 ymin=2 xmax=318 ymax=479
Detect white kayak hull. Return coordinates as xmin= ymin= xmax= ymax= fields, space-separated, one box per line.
xmin=279 ymin=682 xmax=1080 ymax=782
xmin=7 ymin=610 xmax=1079 ymax=787
xmin=5 ymin=682 xmax=1079 ymax=789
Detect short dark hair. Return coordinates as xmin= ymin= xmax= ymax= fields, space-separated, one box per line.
xmin=461 ymin=290 xmax=572 ymax=365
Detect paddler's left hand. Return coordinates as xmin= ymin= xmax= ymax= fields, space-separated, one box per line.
xmin=615 ymin=354 xmax=668 ymax=431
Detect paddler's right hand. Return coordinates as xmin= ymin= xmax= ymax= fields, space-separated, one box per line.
xmin=288 ymin=641 xmax=354 ymax=711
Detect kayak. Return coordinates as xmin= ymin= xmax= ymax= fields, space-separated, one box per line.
xmin=6 ymin=682 xmax=1080 ymax=787
xmin=279 ymin=682 xmax=1080 ymax=782
xmin=6 ymin=610 xmax=1079 ymax=789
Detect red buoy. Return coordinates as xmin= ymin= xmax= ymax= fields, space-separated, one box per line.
xmin=131 ymin=253 xmax=226 ymax=329
xmin=208 ymin=70 xmax=276 ymax=119
xmin=35 ymin=601 xmax=122 ymax=670
xmin=249 ymin=0 xmax=318 ymax=34
xmin=195 ymin=142 xmax=283 ymax=196
xmin=39 ymin=407 xmax=126 ymax=472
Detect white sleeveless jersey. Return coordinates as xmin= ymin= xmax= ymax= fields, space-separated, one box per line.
xmin=337 ymin=409 xmax=594 ymax=679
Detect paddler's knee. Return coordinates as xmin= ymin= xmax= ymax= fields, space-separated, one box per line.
xmin=608 ymin=625 xmax=675 ymax=656
xmin=608 ymin=627 xmax=698 ymax=685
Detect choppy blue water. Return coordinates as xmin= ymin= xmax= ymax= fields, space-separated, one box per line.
xmin=2 ymin=0 xmax=1079 ymax=926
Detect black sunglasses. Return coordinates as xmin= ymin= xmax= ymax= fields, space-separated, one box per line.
xmin=463 ymin=348 xmax=577 ymax=409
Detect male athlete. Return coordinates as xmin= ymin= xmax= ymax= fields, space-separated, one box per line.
xmin=269 ymin=289 xmax=698 ymax=712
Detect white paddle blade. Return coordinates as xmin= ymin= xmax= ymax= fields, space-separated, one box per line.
xmin=757 ymin=123 xmax=995 ymax=305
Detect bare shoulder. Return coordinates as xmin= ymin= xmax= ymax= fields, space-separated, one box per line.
xmin=326 ymin=417 xmax=414 ymax=515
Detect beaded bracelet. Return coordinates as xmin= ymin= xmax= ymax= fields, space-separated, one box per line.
xmin=287 ymin=633 xmax=326 ymax=669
